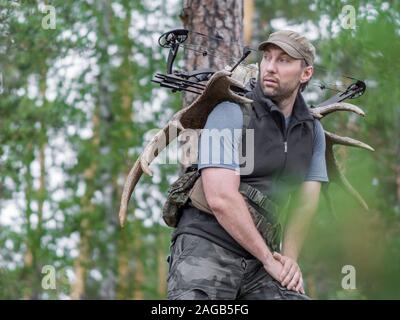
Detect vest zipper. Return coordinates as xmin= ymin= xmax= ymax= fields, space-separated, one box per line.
xmin=280 ymin=119 xmax=299 ymax=178
xmin=280 ymin=120 xmax=289 ymax=180
xmin=280 ymin=122 xmax=306 ymax=174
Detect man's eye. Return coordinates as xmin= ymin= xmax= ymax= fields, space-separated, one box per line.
xmin=279 ymin=57 xmax=289 ymax=62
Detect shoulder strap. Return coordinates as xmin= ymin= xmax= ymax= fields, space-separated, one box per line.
xmin=240 ymin=102 xmax=252 ymax=131
xmin=239 ymin=182 xmax=279 ymax=216
xmin=237 ymin=103 xmax=279 ymax=214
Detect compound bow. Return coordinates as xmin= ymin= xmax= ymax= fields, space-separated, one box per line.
xmin=151 ymin=28 xmax=366 ymax=107
xmin=118 ymin=28 xmax=373 ymax=227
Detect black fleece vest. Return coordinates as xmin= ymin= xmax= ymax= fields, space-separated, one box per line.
xmin=240 ymin=82 xmax=315 ymax=203
xmin=172 ymin=82 xmax=315 ymax=257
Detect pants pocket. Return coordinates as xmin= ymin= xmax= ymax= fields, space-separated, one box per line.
xmin=168 ymin=288 xmax=211 ymax=300
xmin=167 ymin=234 xmax=198 ymax=280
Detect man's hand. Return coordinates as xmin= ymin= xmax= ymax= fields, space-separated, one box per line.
xmin=273 ymin=252 xmax=305 ymax=294
xmin=263 ymin=255 xmax=284 ymax=283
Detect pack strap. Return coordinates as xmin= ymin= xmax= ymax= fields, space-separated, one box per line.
xmin=239 ymin=182 xmax=279 ymax=216
xmin=240 ymin=102 xmax=252 ymax=131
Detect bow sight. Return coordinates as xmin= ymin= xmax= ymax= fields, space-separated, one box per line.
xmin=151 ymin=28 xmax=253 ymax=95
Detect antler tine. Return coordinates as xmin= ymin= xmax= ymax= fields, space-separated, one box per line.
xmin=205 ymin=70 xmax=253 ymax=105
xmin=140 ymin=119 xmax=184 ymax=176
xmin=119 ymin=158 xmax=143 ymax=227
xmin=337 ymin=168 xmax=369 ymax=211
xmin=180 ymin=70 xmax=253 ymax=128
xmin=311 ymin=102 xmax=365 ymax=119
xmin=118 ymin=119 xmax=183 ymax=227
xmin=325 ymin=130 xmax=375 ymax=152
xmin=322 ymin=186 xmax=337 ymax=219
xmin=325 ymin=140 xmax=370 ymax=211
xmin=226 ymin=75 xmax=253 ymax=104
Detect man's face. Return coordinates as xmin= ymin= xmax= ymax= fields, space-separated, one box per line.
xmin=259 ymin=44 xmax=312 ymax=99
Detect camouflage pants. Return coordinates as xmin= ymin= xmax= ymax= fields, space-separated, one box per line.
xmin=167 ymin=234 xmax=310 ymax=300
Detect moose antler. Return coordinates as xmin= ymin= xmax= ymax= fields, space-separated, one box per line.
xmin=119 ymin=63 xmax=374 ymax=227
xmin=310 ymin=102 xmax=375 ymax=212
xmin=118 ymin=70 xmax=253 ymax=227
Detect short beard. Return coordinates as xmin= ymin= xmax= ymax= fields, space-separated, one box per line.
xmin=259 ymin=75 xmax=299 ymax=102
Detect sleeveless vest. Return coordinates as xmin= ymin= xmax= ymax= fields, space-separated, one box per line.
xmin=171 ymin=82 xmax=316 ymax=257
xmin=239 ymin=81 xmax=315 ymax=204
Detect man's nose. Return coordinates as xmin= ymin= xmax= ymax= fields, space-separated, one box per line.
xmin=265 ymin=60 xmax=277 ymax=73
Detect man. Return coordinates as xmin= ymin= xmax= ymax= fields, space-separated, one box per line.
xmin=167 ymin=30 xmax=328 ymax=300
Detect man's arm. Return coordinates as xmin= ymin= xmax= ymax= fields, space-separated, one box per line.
xmin=282 ymin=181 xmax=321 ymax=260
xmin=282 ymin=119 xmax=327 ymax=260
xmin=275 ymin=119 xmax=328 ymax=291
xmin=274 ymin=181 xmax=321 ymax=292
xmin=201 ymin=167 xmax=285 ymax=283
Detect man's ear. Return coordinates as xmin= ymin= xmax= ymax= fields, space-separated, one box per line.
xmin=300 ymin=66 xmax=313 ymax=84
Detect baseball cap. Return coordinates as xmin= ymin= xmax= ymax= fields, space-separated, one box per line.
xmin=258 ymin=30 xmax=316 ymax=66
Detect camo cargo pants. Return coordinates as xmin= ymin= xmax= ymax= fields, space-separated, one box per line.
xmin=167 ymin=234 xmax=310 ymax=300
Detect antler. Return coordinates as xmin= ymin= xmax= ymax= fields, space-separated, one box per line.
xmin=118 ymin=70 xmax=253 ymax=227
xmin=120 ymin=60 xmax=374 ymax=226
xmin=311 ymin=102 xmax=366 ymax=119
xmin=310 ymin=102 xmax=374 ymax=211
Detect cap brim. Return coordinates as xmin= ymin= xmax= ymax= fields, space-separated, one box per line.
xmin=258 ymin=40 xmax=303 ymax=60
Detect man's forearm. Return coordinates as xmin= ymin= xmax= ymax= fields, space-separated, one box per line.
xmin=210 ymin=192 xmax=274 ymax=266
xmin=282 ymin=181 xmax=321 ymax=261
xmin=282 ymin=208 xmax=315 ymax=261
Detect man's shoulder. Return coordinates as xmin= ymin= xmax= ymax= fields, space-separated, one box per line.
xmin=205 ymin=101 xmax=243 ymax=130
xmin=311 ymin=118 xmax=326 ymax=152
xmin=212 ymin=101 xmax=243 ymax=115
xmin=312 ymin=118 xmax=324 ymax=136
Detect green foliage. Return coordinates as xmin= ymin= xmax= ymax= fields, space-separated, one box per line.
xmin=1 ymin=0 xmax=179 ymax=299
xmin=0 ymin=0 xmax=399 ymax=299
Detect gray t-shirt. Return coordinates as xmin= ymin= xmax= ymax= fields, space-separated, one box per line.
xmin=198 ymin=101 xmax=329 ymax=182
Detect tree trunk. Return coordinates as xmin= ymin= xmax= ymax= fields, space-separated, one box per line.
xmin=22 ymin=146 xmax=34 ymax=299
xmin=71 ymin=106 xmax=100 ymax=299
xmin=177 ymin=0 xmax=244 ymax=172
xmin=180 ymin=0 xmax=244 ymax=106
xmin=34 ymin=71 xmax=48 ymax=299
xmin=157 ymin=228 xmax=167 ymax=297
xmin=116 ymin=227 xmax=130 ymax=299
xmin=70 ymin=215 xmax=90 ymax=299
xmin=115 ymin=2 xmax=144 ymax=299
xmin=23 ymin=69 xmax=48 ymax=299
xmin=133 ymin=221 xmax=144 ymax=299
xmin=244 ymin=0 xmax=254 ymax=44
xmin=395 ymin=108 xmax=400 ymax=206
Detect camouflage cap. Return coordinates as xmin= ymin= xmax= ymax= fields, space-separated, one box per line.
xmin=258 ymin=30 xmax=316 ymax=66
